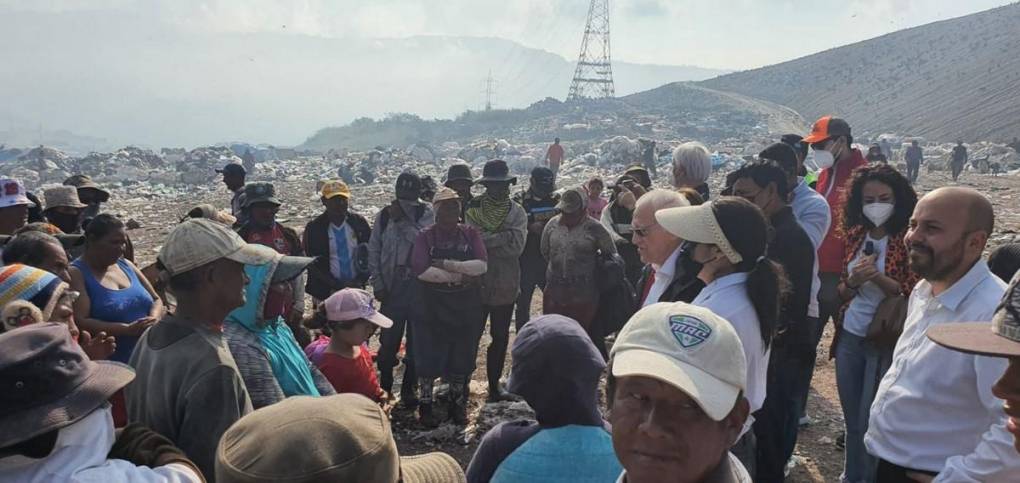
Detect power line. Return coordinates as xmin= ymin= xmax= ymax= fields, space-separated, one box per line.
xmin=568 ymin=0 xmax=615 ymax=101
xmin=481 ymin=70 xmax=497 ymax=111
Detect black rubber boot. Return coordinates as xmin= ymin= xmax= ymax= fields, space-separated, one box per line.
xmin=449 ymin=377 xmax=469 ymax=426
xmin=417 ymin=377 xmax=438 ymax=428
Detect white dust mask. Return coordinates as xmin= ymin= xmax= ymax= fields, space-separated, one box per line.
xmin=812 ymin=149 xmax=835 ymax=170
xmin=863 ymin=202 xmax=894 ymax=227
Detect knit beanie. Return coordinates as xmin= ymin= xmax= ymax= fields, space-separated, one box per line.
xmin=0 ymin=264 xmax=66 ymax=321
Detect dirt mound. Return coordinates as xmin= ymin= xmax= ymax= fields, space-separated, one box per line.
xmin=702 ymin=3 xmax=1020 ymax=142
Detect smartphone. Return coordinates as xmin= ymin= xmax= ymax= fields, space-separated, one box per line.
xmin=864 ymin=241 xmax=875 ymax=256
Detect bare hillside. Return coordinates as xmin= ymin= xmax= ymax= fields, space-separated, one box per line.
xmin=702 ymin=3 xmax=1020 ymax=142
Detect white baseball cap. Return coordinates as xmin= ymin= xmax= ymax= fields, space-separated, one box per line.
xmin=0 ymin=178 xmax=35 ymax=209
xmin=324 ymin=288 xmax=393 ymax=328
xmin=655 ymin=202 xmax=742 ymax=264
xmin=158 ymin=218 xmax=274 ymax=276
xmin=610 ymin=302 xmax=747 ymax=421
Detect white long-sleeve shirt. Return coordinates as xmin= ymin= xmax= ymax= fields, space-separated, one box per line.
xmin=692 ymin=272 xmax=767 ymax=436
xmin=865 ymin=260 xmax=1020 ymax=481
xmin=791 ymin=180 xmax=830 ymax=318
xmin=0 ymin=406 xmax=202 ymax=483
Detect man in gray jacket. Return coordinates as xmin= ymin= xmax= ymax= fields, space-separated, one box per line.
xmin=370 ymin=172 xmax=435 ymax=406
xmin=466 ymin=160 xmax=527 ymax=402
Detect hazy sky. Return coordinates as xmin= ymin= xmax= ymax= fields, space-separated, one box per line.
xmin=1 ymin=0 xmax=1015 ymax=148
xmin=2 ymin=0 xmax=1013 ymax=70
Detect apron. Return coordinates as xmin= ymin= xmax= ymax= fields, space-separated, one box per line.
xmin=413 ymin=227 xmax=485 ymax=378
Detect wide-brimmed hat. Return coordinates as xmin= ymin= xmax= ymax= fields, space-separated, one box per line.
xmin=216 ymin=394 xmax=465 ymax=483
xmin=0 ymin=178 xmax=35 ymax=209
xmin=432 ymin=187 xmax=461 ymax=204
xmin=0 ymin=323 xmax=135 ymax=448
xmin=43 ymin=186 xmax=88 ymax=211
xmin=324 ymin=288 xmax=393 ymax=328
xmin=444 ymin=163 xmax=474 ymax=184
xmin=928 ymin=272 xmax=1020 ymax=357
xmin=62 ymin=174 xmax=110 ymax=202
xmin=158 ymin=218 xmax=275 ymax=276
xmin=476 ymin=160 xmax=517 ymax=185
xmin=243 ymin=182 xmax=281 ymax=208
xmin=610 ymin=302 xmax=747 ymax=421
xmin=656 ymin=202 xmax=742 ymax=264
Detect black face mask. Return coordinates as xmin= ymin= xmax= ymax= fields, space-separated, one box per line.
xmin=675 ymin=240 xmax=704 ymax=283
xmin=531 ymin=179 xmax=555 ymax=198
xmin=46 ymin=212 xmax=82 ymax=234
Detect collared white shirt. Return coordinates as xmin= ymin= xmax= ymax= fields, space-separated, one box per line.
xmin=865 ymin=260 xmax=1020 ymax=480
xmin=642 ymin=245 xmax=683 ymax=308
xmin=692 ymin=272 xmax=768 ymax=422
xmin=791 ymin=179 xmax=830 ymax=318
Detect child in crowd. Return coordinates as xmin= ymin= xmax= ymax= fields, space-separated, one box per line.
xmin=309 ymin=288 xmax=392 ymax=404
xmin=585 ymin=176 xmax=608 ymax=219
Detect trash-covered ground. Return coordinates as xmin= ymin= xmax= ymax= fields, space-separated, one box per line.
xmin=5 ymin=138 xmax=1019 ymax=481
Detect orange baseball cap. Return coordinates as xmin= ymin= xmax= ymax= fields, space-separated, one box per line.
xmin=802 ymin=116 xmax=852 ymax=144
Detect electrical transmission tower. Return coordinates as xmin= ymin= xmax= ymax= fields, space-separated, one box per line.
xmin=483 ymin=70 xmax=496 ymax=111
xmin=568 ymin=0 xmax=614 ymax=101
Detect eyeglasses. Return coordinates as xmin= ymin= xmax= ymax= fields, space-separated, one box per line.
xmin=632 ymin=223 xmax=658 ymax=238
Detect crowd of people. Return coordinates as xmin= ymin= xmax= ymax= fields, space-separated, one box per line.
xmin=2 ymin=115 xmax=1020 ymax=483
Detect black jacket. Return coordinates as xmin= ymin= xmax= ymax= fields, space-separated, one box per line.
xmin=767 ymin=207 xmax=815 ymax=354
xmin=633 ymin=246 xmax=705 ymax=305
xmin=302 ymin=212 xmax=372 ymax=300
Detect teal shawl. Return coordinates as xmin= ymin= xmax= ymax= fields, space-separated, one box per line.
xmin=226 ymin=262 xmax=319 ymax=397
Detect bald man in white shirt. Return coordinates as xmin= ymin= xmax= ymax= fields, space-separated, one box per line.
xmin=865 ymin=187 xmax=1020 ymax=482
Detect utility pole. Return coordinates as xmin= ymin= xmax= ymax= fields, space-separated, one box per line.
xmin=483 ymin=70 xmax=496 ymax=111
xmin=568 ymin=0 xmax=615 ymax=101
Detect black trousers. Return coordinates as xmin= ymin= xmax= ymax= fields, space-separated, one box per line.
xmin=483 ymin=304 xmax=515 ymax=389
xmin=876 ymin=459 xmax=937 ymax=483
xmin=515 ymin=258 xmax=546 ymax=329
xmin=377 ymin=298 xmax=417 ymax=398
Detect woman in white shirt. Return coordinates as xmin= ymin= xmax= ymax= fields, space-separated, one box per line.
xmin=832 ymin=164 xmax=918 ymax=483
xmin=655 ymin=197 xmax=788 ymax=474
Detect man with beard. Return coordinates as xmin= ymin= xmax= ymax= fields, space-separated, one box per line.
xmin=513 ymin=166 xmax=559 ymax=328
xmin=864 ymin=187 xmax=1020 ymax=481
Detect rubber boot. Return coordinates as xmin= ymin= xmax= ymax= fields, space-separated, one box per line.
xmin=417 ymin=377 xmax=439 ymax=428
xmin=448 ymin=376 xmax=469 ymax=426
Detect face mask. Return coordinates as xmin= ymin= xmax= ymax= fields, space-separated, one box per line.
xmin=812 ymin=149 xmax=835 ymax=170
xmin=676 ymin=241 xmax=704 ymax=281
xmin=46 ymin=211 xmax=82 ymax=233
xmin=863 ymin=202 xmax=895 ymax=227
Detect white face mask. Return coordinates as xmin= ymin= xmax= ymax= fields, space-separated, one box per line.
xmin=812 ymin=149 xmax=835 ymax=170
xmin=863 ymin=202 xmax=895 ymax=227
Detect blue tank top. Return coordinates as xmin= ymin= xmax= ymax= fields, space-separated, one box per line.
xmin=72 ymin=258 xmax=154 ymax=363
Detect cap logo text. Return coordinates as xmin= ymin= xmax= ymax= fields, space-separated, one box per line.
xmin=669 ymin=315 xmax=711 ymax=349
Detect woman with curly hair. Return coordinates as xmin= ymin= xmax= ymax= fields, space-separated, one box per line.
xmin=831 ymin=164 xmax=919 ymax=483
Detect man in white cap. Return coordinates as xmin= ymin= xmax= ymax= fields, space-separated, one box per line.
xmin=609 ymin=302 xmax=752 ymax=482
xmin=126 ymin=218 xmax=275 ymax=481
xmin=0 ymin=178 xmax=34 ymax=236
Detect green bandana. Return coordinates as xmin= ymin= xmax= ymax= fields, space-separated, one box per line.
xmin=466 ymin=193 xmax=511 ymax=233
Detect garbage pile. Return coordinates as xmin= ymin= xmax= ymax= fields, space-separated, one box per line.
xmin=77 ymin=146 xmax=166 ymax=183
xmin=0 ymin=146 xmax=75 ymax=185
xmin=177 ymin=146 xmax=243 ymax=184
xmin=922 ymin=142 xmax=1020 ymax=174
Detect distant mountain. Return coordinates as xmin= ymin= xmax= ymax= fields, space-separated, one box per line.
xmin=701 ymin=3 xmax=1020 ymax=142
xmin=300 ymin=82 xmax=805 ymax=152
xmin=0 ymin=7 xmax=728 ymax=149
